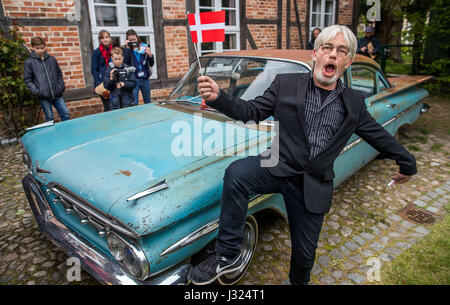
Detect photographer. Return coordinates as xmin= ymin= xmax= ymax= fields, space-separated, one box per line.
xmin=124 ymin=29 xmax=154 ymax=106
xmin=103 ymin=47 xmax=136 ymax=110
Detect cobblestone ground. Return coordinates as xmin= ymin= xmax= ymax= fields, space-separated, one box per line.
xmin=0 ymin=95 xmax=448 ymax=285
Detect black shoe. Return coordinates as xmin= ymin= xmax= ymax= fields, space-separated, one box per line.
xmin=189 ymin=252 xmax=243 ymax=285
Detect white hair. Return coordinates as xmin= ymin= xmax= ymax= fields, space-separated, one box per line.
xmin=314 ymin=25 xmax=357 ymax=59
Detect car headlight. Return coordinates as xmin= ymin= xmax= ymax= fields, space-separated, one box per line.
xmin=107 ymin=232 xmax=150 ymax=280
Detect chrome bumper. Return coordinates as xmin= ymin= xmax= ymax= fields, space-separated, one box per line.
xmin=22 ymin=174 xmax=191 ymax=285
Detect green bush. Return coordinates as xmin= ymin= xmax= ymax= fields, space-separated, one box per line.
xmin=0 ymin=25 xmax=41 ymax=138
xmin=421 ymin=59 xmax=450 ymax=94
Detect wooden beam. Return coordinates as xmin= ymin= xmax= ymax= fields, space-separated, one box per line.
xmin=293 ymin=0 xmax=304 ymax=49
xmin=286 ymin=0 xmax=291 ymax=49
xmin=277 ymin=0 xmax=282 ymax=49
xmin=152 ymin=0 xmax=168 ymax=80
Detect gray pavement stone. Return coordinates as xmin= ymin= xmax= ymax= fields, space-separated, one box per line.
xmin=318 ymin=255 xmax=330 ymax=269
xmin=349 ymin=254 xmax=363 ymax=264
xmin=360 ymin=232 xmax=376 ymax=241
xmin=426 ymin=191 xmax=438 ymax=199
xmin=385 ymin=247 xmax=403 ymax=256
xmin=319 ymin=275 xmax=336 ymax=285
xmin=400 ymin=220 xmax=415 ymax=229
xmin=395 ymin=242 xmax=412 ymax=250
xmin=331 ymin=270 xmax=344 ymax=279
xmin=378 ymin=253 xmax=394 ymax=262
xmin=426 ymin=206 xmax=439 ymax=213
xmin=340 ymin=245 xmax=351 ymax=256
xmin=361 ymin=249 xmax=374 ymax=257
xmin=344 ymin=241 xmax=360 ymax=252
xmin=413 ymin=199 xmax=427 ymax=207
xmin=434 ymin=187 xmax=445 ymax=195
xmin=369 ymin=242 xmax=385 ymax=252
xmin=419 ymin=195 xmax=432 ymax=202
xmin=311 ymin=263 xmax=323 ymax=276
xmin=414 ymin=226 xmax=430 ymax=235
xmin=330 ymin=249 xmax=344 ymax=260
xmin=347 ymin=273 xmax=366 ymax=284
xmin=353 ymin=235 xmax=366 ymax=246
xmin=387 ymin=214 xmax=402 ymax=223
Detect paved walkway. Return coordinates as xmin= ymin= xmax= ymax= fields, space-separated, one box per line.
xmin=0 ymin=96 xmax=449 ymax=285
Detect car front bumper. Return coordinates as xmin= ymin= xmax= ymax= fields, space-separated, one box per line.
xmin=22 ymin=174 xmax=191 ymax=285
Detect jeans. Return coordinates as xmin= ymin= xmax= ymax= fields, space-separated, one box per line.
xmin=133 ymin=78 xmax=151 ymax=105
xmin=215 ymin=155 xmax=325 ymax=285
xmin=39 ymin=97 xmax=70 ymax=122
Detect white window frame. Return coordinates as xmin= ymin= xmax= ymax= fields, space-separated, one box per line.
xmin=195 ymin=0 xmax=240 ymax=55
xmin=309 ymin=0 xmax=336 ymax=38
xmin=88 ymin=0 xmax=157 ymax=79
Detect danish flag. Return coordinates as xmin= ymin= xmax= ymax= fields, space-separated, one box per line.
xmin=188 ymin=11 xmax=225 ymax=43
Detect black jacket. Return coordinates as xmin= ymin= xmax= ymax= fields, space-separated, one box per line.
xmin=103 ymin=63 xmax=137 ymax=109
xmin=24 ymin=51 xmax=65 ymax=101
xmin=206 ymin=73 xmax=417 ymax=214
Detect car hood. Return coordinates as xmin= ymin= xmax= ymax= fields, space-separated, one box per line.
xmin=22 ymin=104 xmax=266 ymax=219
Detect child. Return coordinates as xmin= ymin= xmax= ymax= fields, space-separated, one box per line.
xmin=91 ymin=30 xmax=113 ymax=112
xmin=103 ymin=47 xmax=136 ymax=110
xmin=24 ymin=37 xmax=70 ymax=122
xmin=124 ymin=29 xmax=154 ymax=106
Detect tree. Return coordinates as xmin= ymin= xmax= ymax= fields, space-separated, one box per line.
xmin=358 ymin=0 xmax=404 ymax=62
xmin=0 ymin=25 xmax=41 ymax=138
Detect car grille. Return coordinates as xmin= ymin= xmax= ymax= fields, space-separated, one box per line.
xmin=48 ymin=183 xmax=139 ymax=239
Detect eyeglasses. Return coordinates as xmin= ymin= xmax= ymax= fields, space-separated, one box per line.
xmin=320 ymin=44 xmax=350 ymax=57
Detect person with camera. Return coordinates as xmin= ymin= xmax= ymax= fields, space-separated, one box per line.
xmin=124 ymin=29 xmax=154 ymax=106
xmin=103 ymin=47 xmax=137 ymax=110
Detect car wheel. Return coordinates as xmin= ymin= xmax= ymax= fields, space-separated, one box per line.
xmin=218 ymin=215 xmax=258 ymax=285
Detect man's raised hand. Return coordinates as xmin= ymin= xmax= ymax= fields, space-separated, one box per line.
xmin=198 ymin=76 xmax=220 ymax=101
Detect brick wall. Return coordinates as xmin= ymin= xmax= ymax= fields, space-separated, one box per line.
xmin=164 ymin=26 xmax=190 ymax=79
xmin=2 ymin=0 xmax=75 ymax=18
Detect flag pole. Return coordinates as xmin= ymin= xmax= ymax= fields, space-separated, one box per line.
xmin=187 ymin=11 xmax=204 ymax=77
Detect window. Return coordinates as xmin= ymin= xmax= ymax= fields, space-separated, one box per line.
xmin=351 ymin=66 xmax=376 ymax=98
xmin=309 ymin=0 xmax=335 ymax=39
xmin=88 ymin=0 xmax=157 ymax=78
xmin=195 ymin=0 xmax=240 ymax=55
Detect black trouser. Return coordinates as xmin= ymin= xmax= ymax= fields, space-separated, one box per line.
xmin=215 ymin=156 xmax=325 ymax=285
xmin=100 ymin=95 xmax=111 ymax=112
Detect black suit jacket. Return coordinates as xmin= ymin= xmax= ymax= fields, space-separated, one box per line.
xmin=206 ymin=72 xmax=417 ymax=214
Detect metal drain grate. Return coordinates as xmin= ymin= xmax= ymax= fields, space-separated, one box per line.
xmin=397 ymin=203 xmax=436 ymax=225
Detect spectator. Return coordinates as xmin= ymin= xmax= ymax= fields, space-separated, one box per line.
xmin=357 ymin=25 xmax=381 ymax=59
xmin=91 ymin=30 xmax=113 ymax=112
xmin=124 ymin=29 xmax=154 ymax=106
xmin=24 ymin=37 xmax=69 ymax=122
xmin=103 ymin=47 xmax=136 ymax=110
xmin=306 ymin=27 xmax=321 ymax=50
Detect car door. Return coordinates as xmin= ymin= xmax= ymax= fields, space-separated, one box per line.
xmin=349 ymin=64 xmax=396 ymax=167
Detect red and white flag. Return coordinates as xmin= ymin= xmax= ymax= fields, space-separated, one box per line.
xmin=188 ymin=11 xmax=225 ymax=43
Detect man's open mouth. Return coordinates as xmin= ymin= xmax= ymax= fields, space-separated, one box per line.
xmin=323 ymin=63 xmax=336 ymax=77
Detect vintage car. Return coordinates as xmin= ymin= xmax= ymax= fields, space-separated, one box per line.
xmin=21 ymin=49 xmax=431 ymax=285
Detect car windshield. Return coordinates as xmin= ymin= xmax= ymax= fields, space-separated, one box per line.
xmin=167 ymin=56 xmax=310 ymax=104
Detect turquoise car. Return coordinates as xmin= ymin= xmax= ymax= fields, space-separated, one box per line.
xmin=21 ymin=50 xmax=430 ymax=285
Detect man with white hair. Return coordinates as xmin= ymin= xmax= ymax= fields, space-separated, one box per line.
xmin=189 ymin=25 xmax=417 ymax=285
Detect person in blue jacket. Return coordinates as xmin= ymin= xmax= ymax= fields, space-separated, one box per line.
xmin=103 ymin=47 xmax=137 ymax=110
xmin=91 ymin=30 xmax=113 ymax=111
xmin=123 ymin=29 xmax=154 ymax=106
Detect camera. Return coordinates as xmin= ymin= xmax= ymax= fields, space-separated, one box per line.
xmin=127 ymin=41 xmax=138 ymax=48
xmin=109 ymin=62 xmax=135 ymax=82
